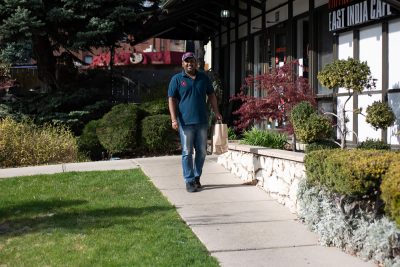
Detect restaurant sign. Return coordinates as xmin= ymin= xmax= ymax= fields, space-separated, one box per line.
xmin=329 ymin=0 xmax=395 ymax=31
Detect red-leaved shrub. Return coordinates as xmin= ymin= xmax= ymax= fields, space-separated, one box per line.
xmin=231 ymin=61 xmax=315 ymax=132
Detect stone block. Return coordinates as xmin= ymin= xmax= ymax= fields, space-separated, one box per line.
xmin=294 ymin=163 xmax=306 ymax=178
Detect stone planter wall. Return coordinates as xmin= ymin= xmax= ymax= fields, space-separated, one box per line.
xmin=217 ymin=143 xmax=306 ymax=213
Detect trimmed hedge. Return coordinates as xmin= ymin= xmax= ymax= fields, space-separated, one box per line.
xmin=78 ymin=120 xmax=105 ymax=160
xmin=140 ymin=99 xmax=169 ymax=116
xmin=305 ymin=140 xmax=338 ymax=153
xmin=96 ymin=104 xmax=144 ymax=155
xmin=0 ymin=117 xmax=78 ymax=167
xmin=141 ymin=114 xmax=178 ymax=152
xmin=305 ymin=149 xmax=398 ymax=197
xmin=357 ymin=138 xmax=391 ymax=150
xmin=381 ymin=161 xmax=400 ymax=227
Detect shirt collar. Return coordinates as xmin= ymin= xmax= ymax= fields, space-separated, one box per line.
xmin=181 ymin=70 xmax=197 ymax=78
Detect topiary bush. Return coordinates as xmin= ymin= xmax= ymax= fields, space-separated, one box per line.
xmin=366 ymin=101 xmax=396 ymax=130
xmin=0 ymin=117 xmax=78 ymax=168
xmin=96 ymin=103 xmax=144 ymax=156
xmin=317 ymin=58 xmax=376 ymax=149
xmin=77 ymin=120 xmax=105 ymax=161
xmin=381 ymin=161 xmax=400 ymax=227
xmin=241 ymin=128 xmax=288 ymax=149
xmin=141 ymin=114 xmax=178 ymax=153
xmin=357 ymin=138 xmax=391 ymax=150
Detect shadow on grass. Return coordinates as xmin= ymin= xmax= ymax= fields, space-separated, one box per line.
xmin=0 ymin=200 xmax=173 ymax=237
xmin=0 ymin=199 xmax=88 ymax=219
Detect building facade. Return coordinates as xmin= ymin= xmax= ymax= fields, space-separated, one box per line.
xmin=209 ymin=0 xmax=400 ymax=147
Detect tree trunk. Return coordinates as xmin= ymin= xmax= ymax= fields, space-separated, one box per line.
xmin=341 ymin=107 xmax=346 ymax=149
xmin=32 ymin=34 xmax=58 ymax=93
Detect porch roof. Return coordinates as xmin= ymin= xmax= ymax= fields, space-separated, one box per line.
xmin=132 ymin=0 xmax=400 ymax=45
xmin=133 ymin=0 xmax=265 ymax=44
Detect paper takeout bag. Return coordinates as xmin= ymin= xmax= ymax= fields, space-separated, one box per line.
xmin=212 ymin=122 xmax=228 ymax=155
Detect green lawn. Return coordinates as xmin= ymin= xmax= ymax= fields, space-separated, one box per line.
xmin=0 ymin=169 xmax=219 ymax=267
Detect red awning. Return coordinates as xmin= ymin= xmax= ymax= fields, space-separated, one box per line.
xmin=91 ymin=51 xmax=185 ymax=67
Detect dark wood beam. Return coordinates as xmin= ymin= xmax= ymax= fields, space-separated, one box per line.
xmin=243 ymin=0 xmax=263 ymax=10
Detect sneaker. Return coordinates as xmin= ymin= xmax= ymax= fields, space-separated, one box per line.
xmin=194 ymin=177 xmax=202 ymax=189
xmin=186 ymin=181 xmax=197 ymax=193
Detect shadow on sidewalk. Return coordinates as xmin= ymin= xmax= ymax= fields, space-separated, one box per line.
xmin=200 ymin=183 xmax=255 ymax=191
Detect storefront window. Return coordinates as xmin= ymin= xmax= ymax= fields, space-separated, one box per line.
xmin=360 ymin=24 xmax=382 ymax=92
xmin=296 ymin=17 xmax=309 ymax=78
xmin=317 ymin=5 xmax=334 ymax=95
xmin=389 ymin=19 xmax=400 ymax=90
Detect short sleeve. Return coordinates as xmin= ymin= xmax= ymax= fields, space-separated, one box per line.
xmin=168 ymin=75 xmax=178 ymax=98
xmin=205 ymin=75 xmax=214 ymax=95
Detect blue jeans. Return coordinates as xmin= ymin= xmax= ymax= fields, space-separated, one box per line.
xmin=179 ymin=123 xmax=208 ymax=183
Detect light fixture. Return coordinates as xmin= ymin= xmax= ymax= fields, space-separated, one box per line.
xmin=142 ymin=0 xmax=154 ymax=8
xmin=220 ymin=9 xmax=230 ymax=18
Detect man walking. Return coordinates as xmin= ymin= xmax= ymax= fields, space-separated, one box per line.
xmin=168 ymin=52 xmax=222 ymax=193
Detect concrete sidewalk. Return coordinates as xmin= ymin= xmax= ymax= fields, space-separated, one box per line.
xmin=0 ymin=156 xmax=375 ymax=267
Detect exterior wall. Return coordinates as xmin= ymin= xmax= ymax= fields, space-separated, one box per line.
xmin=217 ymin=144 xmax=306 ymax=213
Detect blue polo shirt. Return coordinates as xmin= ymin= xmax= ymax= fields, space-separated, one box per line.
xmin=168 ymin=70 xmax=214 ymax=126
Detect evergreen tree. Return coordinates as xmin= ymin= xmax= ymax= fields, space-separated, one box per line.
xmin=0 ymin=0 xmax=159 ymax=91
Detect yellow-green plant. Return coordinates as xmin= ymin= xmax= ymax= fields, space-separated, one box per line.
xmin=305 ymin=149 xmax=396 ymax=197
xmin=366 ymin=101 xmax=396 ymax=130
xmin=0 ymin=117 xmax=78 ymax=168
xmin=318 ymin=58 xmax=376 ymax=149
xmin=381 ymin=161 xmax=400 ymax=227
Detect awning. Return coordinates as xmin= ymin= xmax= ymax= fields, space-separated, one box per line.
xmin=90 ymin=51 xmax=185 ymax=67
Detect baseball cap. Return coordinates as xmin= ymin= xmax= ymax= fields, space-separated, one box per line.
xmin=182 ymin=52 xmax=196 ymax=61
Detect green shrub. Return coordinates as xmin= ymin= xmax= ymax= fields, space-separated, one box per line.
xmin=96 ymin=104 xmax=144 ymax=155
xmin=290 ymin=102 xmax=332 ymax=144
xmin=140 ymin=99 xmax=169 ymax=116
xmin=241 ymin=128 xmax=287 ymax=149
xmin=294 ymin=113 xmax=332 ymax=143
xmin=0 ymin=117 xmax=78 ymax=168
xmin=357 ymin=138 xmax=391 ymax=150
xmin=366 ymin=101 xmax=396 ymax=130
xmin=305 ymin=149 xmax=397 ymax=197
xmin=290 ymin=101 xmax=316 ymax=126
xmin=304 ymin=149 xmax=337 ymax=186
xmin=141 ymin=114 xmax=178 ymax=152
xmin=381 ymin=161 xmax=400 ymax=227
xmin=78 ymin=120 xmax=105 ymax=160
xmin=305 ymin=140 xmax=338 ymax=153
xmin=228 ymin=127 xmax=238 ymax=140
